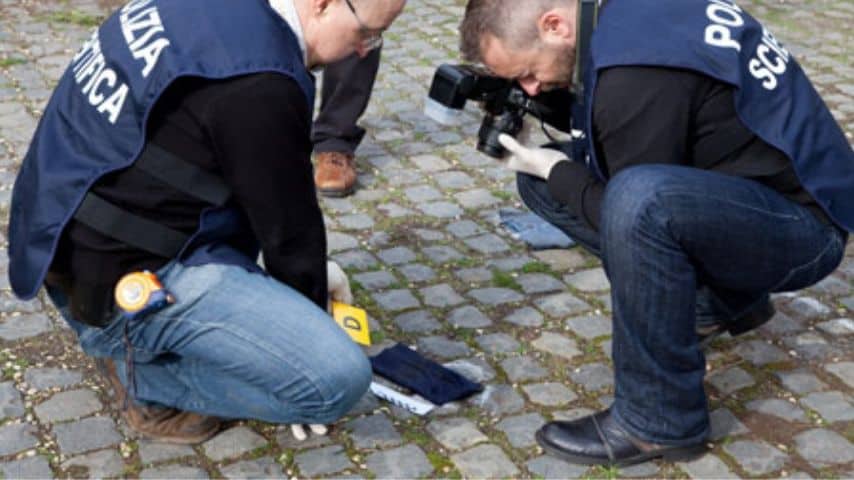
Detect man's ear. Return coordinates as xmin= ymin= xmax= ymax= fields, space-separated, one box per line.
xmin=538 ymin=9 xmax=574 ymax=44
xmin=311 ymin=0 xmax=332 ymax=16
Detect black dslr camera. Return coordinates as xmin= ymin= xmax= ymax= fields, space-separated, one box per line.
xmin=424 ymin=0 xmax=600 ymax=159
xmin=424 ymin=64 xmax=573 ymax=158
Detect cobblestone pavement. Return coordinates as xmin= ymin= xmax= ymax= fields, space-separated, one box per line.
xmin=0 ymin=0 xmax=852 ymax=478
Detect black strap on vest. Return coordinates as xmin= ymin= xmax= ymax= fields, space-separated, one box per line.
xmin=73 ymin=143 xmax=231 ymax=258
xmin=694 ymin=121 xmax=757 ymax=167
xmin=134 ymin=144 xmax=230 ymax=205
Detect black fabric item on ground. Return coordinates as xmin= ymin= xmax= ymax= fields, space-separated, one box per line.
xmin=370 ymin=343 xmax=483 ymax=405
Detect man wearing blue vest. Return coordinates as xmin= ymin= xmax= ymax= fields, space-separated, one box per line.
xmin=8 ymin=0 xmax=404 ymax=444
xmin=460 ymin=0 xmax=852 ymax=467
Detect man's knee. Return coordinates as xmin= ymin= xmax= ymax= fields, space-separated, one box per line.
xmin=601 ymin=165 xmax=681 ymax=240
xmin=274 ymin=339 xmax=371 ymax=423
xmin=315 ymin=345 xmax=372 ymax=421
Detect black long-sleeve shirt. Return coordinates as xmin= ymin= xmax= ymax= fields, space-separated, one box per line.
xmin=53 ymin=73 xmax=327 ymax=322
xmin=547 ymin=66 xmax=827 ymax=231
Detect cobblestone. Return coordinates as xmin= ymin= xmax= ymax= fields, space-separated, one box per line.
xmin=394 ymin=310 xmax=441 ymax=333
xmin=522 ymin=382 xmax=577 ymax=406
xmin=0 ymin=457 xmax=53 ymax=480
xmin=708 ymin=367 xmax=756 ymax=394
xmin=496 ymin=412 xmax=545 ymax=448
xmin=503 ymin=306 xmax=544 ymax=327
xmin=825 ymin=361 xmax=854 ymax=388
xmin=138 ymin=440 xmax=196 ymax=465
xmin=472 ymin=385 xmax=525 ymax=416
xmin=420 ymin=283 xmax=464 ymax=307
xmin=535 ymin=292 xmax=591 ymax=317
xmin=723 ymin=440 xmax=788 ymax=476
xmin=23 ymin=368 xmax=83 ymax=390
xmin=0 ymin=422 xmax=38 ymax=456
xmin=0 ymin=381 xmax=25 ymax=419
xmin=532 ymin=332 xmax=581 ymax=360
xmin=562 ymin=363 xmax=612 ymax=395
xmin=345 ymin=413 xmax=403 ymax=449
xmin=366 ymin=444 xmax=433 ymax=478
xmin=427 ymin=417 xmax=488 ymax=450
xmin=451 ymin=444 xmax=519 ymax=478
xmin=61 ymin=449 xmax=125 ymax=479
xmin=0 ymin=313 xmax=51 ymax=340
xmin=500 ymin=356 xmax=548 ymax=382
xmin=777 ymin=369 xmax=829 ymax=394
xmin=140 ymin=465 xmax=208 ymax=479
xmin=220 ymin=457 xmax=283 ymax=479
xmin=294 ymin=445 xmax=353 ymax=477
xmin=202 ymin=426 xmax=267 ymax=462
xmin=35 ymin=389 xmax=102 ymax=423
xmin=709 ymin=408 xmax=750 ymax=441
xmin=746 ymin=398 xmax=808 ymax=422
xmin=733 ymin=340 xmax=789 ymax=365
xmin=800 ymin=391 xmax=854 ymax=422
xmin=794 ymin=429 xmax=854 ymax=467
xmin=54 ymin=417 xmax=122 ymax=456
xmin=475 ymin=332 xmax=519 ymax=354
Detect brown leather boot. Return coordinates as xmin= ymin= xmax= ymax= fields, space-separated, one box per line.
xmin=314 ymin=151 xmax=357 ymax=197
xmin=95 ymin=358 xmax=221 ymax=444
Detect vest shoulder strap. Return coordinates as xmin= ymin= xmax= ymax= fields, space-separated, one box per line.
xmin=73 ymin=143 xmax=232 ymax=258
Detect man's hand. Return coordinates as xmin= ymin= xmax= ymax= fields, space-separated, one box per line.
xmin=289 ymin=423 xmax=328 ymax=441
xmin=327 ymin=260 xmax=353 ymax=305
xmin=498 ymin=134 xmax=568 ymax=180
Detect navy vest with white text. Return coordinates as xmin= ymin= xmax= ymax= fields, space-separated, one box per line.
xmin=8 ymin=0 xmax=315 ymax=299
xmin=582 ymin=0 xmax=854 ymax=232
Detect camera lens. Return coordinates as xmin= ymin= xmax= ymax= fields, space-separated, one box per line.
xmin=477 ymin=111 xmax=524 ymax=158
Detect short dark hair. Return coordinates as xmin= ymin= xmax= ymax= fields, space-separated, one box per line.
xmin=459 ymin=0 xmax=572 ymax=63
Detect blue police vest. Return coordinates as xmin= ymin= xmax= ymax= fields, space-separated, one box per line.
xmin=582 ymin=0 xmax=854 ymax=232
xmin=8 ymin=0 xmax=315 ymax=300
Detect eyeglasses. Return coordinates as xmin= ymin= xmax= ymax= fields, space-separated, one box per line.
xmin=343 ymin=0 xmax=384 ymax=51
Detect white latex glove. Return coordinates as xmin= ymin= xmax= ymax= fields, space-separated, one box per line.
xmin=327 ymin=260 xmax=353 ymax=305
xmin=498 ymin=133 xmax=568 ymax=180
xmin=289 ymin=423 xmax=328 ymax=442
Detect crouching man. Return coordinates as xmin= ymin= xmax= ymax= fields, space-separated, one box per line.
xmin=8 ymin=0 xmax=404 ymax=443
xmin=459 ymin=0 xmax=851 ymax=467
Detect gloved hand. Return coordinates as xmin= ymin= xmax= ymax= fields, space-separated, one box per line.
xmin=296 ymin=265 xmax=349 ymax=442
xmin=288 ymin=423 xmax=328 ymax=442
xmin=498 ymin=133 xmax=568 ymax=180
xmin=327 ymin=260 xmax=353 ymax=305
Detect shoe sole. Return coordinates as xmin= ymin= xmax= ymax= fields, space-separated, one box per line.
xmin=536 ymin=430 xmax=708 ymax=467
xmin=318 ymin=186 xmax=355 ymax=198
xmin=699 ymin=302 xmax=776 ymax=349
xmin=130 ymin=426 xmax=221 ymax=445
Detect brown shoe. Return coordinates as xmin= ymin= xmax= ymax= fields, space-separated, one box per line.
xmin=314 ymin=151 xmax=357 ymax=197
xmin=95 ymin=358 xmax=221 ymax=444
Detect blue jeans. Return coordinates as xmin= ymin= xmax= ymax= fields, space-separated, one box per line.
xmin=48 ymin=261 xmax=372 ymax=424
xmin=518 ymin=165 xmax=846 ymax=444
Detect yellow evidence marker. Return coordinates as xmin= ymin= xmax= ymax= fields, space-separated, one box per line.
xmin=331 ymin=302 xmax=371 ymax=346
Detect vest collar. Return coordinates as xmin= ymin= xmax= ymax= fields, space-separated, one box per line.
xmin=269 ymin=0 xmax=307 ymax=65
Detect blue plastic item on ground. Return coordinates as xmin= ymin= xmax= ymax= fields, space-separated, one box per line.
xmin=499 ymin=208 xmax=575 ymax=250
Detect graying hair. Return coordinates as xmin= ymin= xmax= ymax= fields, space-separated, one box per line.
xmin=459 ymin=0 xmax=573 ymax=63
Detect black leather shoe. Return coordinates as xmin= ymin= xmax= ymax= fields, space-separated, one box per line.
xmin=698 ymin=299 xmax=776 ymax=349
xmin=535 ymin=409 xmax=707 ymax=467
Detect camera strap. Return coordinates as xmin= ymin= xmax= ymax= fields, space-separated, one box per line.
xmin=570 ymin=0 xmax=603 ymax=163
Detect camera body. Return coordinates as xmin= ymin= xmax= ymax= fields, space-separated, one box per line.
xmin=424 ymin=64 xmax=573 ymax=158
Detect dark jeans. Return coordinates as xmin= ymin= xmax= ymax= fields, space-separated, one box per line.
xmin=311 ymin=48 xmax=382 ymax=154
xmin=517 ymin=165 xmax=846 ymax=445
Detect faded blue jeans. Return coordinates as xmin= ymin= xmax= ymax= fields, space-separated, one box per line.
xmin=518 ymin=165 xmax=846 ymax=445
xmin=48 ymin=261 xmax=372 ymax=424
